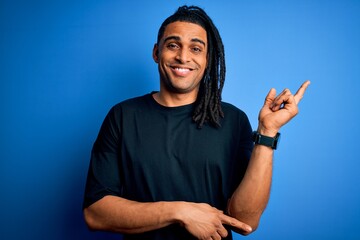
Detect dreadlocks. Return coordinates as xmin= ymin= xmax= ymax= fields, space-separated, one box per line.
xmin=157 ymin=5 xmax=226 ymax=128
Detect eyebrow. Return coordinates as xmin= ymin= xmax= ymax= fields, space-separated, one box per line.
xmin=163 ymin=35 xmax=206 ymax=47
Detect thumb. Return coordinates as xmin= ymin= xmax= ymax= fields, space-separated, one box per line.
xmin=264 ymin=88 xmax=276 ymax=107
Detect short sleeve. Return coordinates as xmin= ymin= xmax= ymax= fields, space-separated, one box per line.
xmin=228 ymin=110 xmax=254 ymax=195
xmin=83 ymin=106 xmax=123 ymax=208
xmin=237 ymin=111 xmax=254 ymax=163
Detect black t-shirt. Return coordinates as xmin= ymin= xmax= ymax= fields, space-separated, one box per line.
xmin=84 ymin=93 xmax=253 ymax=239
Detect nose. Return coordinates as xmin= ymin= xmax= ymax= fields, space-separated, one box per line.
xmin=175 ymin=49 xmax=190 ymax=63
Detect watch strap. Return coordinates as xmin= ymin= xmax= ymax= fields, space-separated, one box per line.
xmin=252 ymin=131 xmax=281 ymax=150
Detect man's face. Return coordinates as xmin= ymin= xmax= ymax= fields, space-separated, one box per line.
xmin=153 ymin=21 xmax=208 ymax=95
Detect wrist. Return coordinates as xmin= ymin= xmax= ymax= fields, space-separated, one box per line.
xmin=252 ymin=131 xmax=281 ymax=150
xmin=256 ymin=126 xmax=279 ymax=137
xmin=171 ymin=201 xmax=187 ymax=226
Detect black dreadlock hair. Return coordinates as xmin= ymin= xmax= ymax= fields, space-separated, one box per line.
xmin=157 ymin=5 xmax=226 ymax=128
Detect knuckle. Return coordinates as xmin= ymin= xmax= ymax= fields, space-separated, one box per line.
xmin=284 ymin=89 xmax=292 ymax=96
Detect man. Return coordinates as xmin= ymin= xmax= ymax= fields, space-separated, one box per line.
xmin=83 ymin=5 xmax=310 ymax=240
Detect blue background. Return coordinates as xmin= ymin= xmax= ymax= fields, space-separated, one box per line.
xmin=1 ymin=0 xmax=359 ymax=239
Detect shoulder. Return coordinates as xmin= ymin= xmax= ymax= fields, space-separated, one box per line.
xmin=221 ymin=101 xmax=248 ymax=119
xmin=219 ymin=101 xmax=252 ymax=131
xmin=100 ymin=93 xmax=153 ymax=124
xmin=114 ymin=93 xmax=151 ymax=109
xmin=220 ymin=101 xmax=253 ymax=140
xmin=108 ymin=93 xmax=153 ymax=116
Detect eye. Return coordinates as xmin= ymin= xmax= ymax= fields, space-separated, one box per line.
xmin=167 ymin=43 xmax=179 ymax=50
xmin=191 ymin=46 xmax=203 ymax=53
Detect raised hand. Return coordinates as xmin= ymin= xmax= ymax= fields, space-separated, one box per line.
xmin=257 ymin=80 xmax=311 ymax=136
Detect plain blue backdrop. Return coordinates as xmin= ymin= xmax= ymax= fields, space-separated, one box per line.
xmin=1 ymin=0 xmax=359 ymax=239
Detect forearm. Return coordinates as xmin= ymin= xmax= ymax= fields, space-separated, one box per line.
xmin=84 ymin=195 xmax=180 ymax=234
xmin=227 ymin=143 xmax=273 ymax=231
xmin=228 ymin=81 xmax=310 ymax=232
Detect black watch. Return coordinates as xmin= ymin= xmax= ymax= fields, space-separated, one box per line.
xmin=252 ymin=131 xmax=281 ymax=150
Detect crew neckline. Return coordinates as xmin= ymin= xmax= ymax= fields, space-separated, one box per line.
xmin=148 ymin=92 xmax=195 ymax=112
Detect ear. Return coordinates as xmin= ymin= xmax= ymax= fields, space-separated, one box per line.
xmin=152 ymin=43 xmax=159 ymax=63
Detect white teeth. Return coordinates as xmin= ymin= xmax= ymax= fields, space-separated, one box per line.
xmin=175 ymin=68 xmax=190 ymax=72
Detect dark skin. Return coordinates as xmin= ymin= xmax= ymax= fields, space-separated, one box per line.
xmin=84 ymin=20 xmax=310 ymax=240
xmin=152 ymin=21 xmax=208 ymax=107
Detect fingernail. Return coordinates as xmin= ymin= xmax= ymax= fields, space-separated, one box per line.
xmin=247 ymin=226 xmax=252 ymax=232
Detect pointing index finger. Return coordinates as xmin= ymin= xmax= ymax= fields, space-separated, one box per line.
xmin=220 ymin=214 xmax=252 ymax=233
xmin=294 ymin=80 xmax=311 ymax=104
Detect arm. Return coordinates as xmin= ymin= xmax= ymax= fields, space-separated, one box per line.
xmin=84 ymin=195 xmax=252 ymax=239
xmin=85 ymin=110 xmax=253 ymax=239
xmin=84 ymin=195 xmax=177 ymax=234
xmin=227 ymin=81 xmax=311 ymax=233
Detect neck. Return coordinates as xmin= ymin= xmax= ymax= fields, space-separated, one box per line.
xmin=152 ymin=90 xmax=198 ymax=107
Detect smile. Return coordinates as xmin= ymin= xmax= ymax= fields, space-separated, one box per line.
xmin=171 ymin=67 xmax=192 ymax=77
xmin=170 ymin=66 xmax=194 ymax=77
xmin=171 ymin=66 xmax=193 ymax=71
xmin=174 ymin=67 xmax=191 ymax=72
